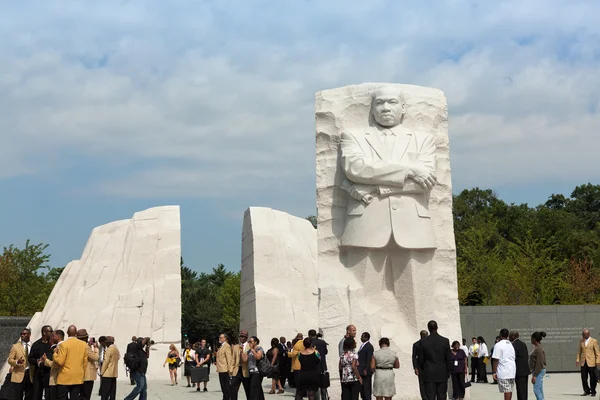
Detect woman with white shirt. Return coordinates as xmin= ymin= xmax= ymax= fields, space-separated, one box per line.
xmin=477 ymin=336 xmax=489 ymax=383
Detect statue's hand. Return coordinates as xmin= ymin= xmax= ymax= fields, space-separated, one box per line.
xmin=348 ymin=184 xmax=375 ymax=203
xmin=409 ymin=164 xmax=436 ymax=189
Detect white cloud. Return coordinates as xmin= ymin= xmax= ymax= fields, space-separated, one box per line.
xmin=1 ymin=0 xmax=599 ymax=199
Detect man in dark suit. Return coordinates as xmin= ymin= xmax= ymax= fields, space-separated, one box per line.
xmin=309 ymin=330 xmax=329 ymax=400
xmin=412 ymin=330 xmax=429 ymax=400
xmin=278 ymin=337 xmax=289 ymax=388
xmin=357 ymin=332 xmax=374 ymax=400
xmin=510 ymin=331 xmax=529 ymax=400
xmin=418 ymin=321 xmax=452 ymax=400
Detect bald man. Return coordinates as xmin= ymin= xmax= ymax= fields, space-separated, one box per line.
xmin=577 ymin=329 xmax=600 ymax=396
xmin=53 ymin=325 xmax=88 ymax=400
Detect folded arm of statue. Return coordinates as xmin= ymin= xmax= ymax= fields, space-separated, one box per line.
xmin=341 ymin=179 xmax=376 ymax=204
xmin=378 ymin=181 xmax=427 ymax=196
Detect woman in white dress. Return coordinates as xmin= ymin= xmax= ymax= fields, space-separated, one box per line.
xmin=370 ymin=338 xmax=400 ymax=400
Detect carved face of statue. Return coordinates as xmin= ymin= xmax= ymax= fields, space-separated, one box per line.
xmin=372 ymin=87 xmax=405 ymax=128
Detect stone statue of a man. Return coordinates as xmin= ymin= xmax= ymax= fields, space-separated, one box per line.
xmin=340 ymin=86 xmax=438 ymax=250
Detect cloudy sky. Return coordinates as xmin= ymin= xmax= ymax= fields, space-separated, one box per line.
xmin=1 ymin=0 xmax=599 ymax=273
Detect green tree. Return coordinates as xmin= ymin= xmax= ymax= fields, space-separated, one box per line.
xmin=218 ymin=273 xmax=241 ymax=340
xmin=0 ymin=241 xmax=52 ymax=316
xmin=306 ymin=215 xmax=317 ymax=229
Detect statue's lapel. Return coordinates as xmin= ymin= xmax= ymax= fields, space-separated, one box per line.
xmin=393 ymin=128 xmax=413 ymax=161
xmin=364 ymin=128 xmax=389 ymax=160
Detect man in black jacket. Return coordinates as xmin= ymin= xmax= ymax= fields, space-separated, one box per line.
xmin=418 ymin=321 xmax=452 ymax=400
xmin=29 ymin=325 xmax=54 ymax=400
xmin=125 ymin=336 xmax=137 ymax=385
xmin=277 ymin=337 xmax=289 ymax=388
xmin=123 ymin=337 xmax=149 ymax=400
xmin=412 ymin=330 xmax=428 ymax=400
xmin=510 ymin=331 xmax=529 ymax=400
xmin=358 ymin=332 xmax=374 ymax=400
xmin=309 ymin=330 xmax=329 ymax=400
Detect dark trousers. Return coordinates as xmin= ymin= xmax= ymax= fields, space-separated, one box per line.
xmin=319 ymin=388 xmax=328 ymax=400
xmin=470 ymin=357 xmax=479 ymax=382
xmin=279 ymin=360 xmax=290 ymax=388
xmin=341 ymin=381 xmax=360 ymax=400
xmin=450 ymin=373 xmax=465 ymax=399
xmin=47 ymin=386 xmax=57 ymax=400
xmin=80 ymin=381 xmax=94 ymax=400
xmin=424 ymin=382 xmax=447 ymax=400
xmin=417 ymin=373 xmax=426 ymax=400
xmin=288 ymin=369 xmax=296 ymax=388
xmin=13 ymin=375 xmax=33 ymax=400
xmin=477 ymin=359 xmax=487 ymax=382
xmin=581 ymin=362 xmax=597 ymax=394
xmin=57 ymin=384 xmax=81 ymax=400
xmin=360 ymin=374 xmax=371 ymax=400
xmin=99 ymin=377 xmax=116 ymax=400
xmin=515 ymin=375 xmax=528 ymax=400
xmin=249 ymin=373 xmax=264 ymax=400
xmin=218 ymin=372 xmax=231 ymax=400
xmin=231 ymin=369 xmax=250 ymax=400
xmin=30 ymin=376 xmax=46 ymax=400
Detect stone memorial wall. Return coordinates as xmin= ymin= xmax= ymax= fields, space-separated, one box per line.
xmin=240 ymin=207 xmax=318 ymax=341
xmin=461 ymin=305 xmax=600 ymax=372
xmin=0 ymin=206 xmax=181 ymax=380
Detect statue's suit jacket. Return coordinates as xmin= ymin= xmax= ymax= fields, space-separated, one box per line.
xmin=340 ymin=126 xmax=436 ymax=249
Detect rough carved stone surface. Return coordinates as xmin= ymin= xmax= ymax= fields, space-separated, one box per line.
xmin=240 ymin=207 xmax=318 ymax=341
xmin=316 ymin=84 xmax=463 ymax=399
xmin=1 ymin=206 xmax=181 ymax=380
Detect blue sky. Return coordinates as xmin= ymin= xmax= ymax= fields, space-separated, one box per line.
xmin=1 ymin=0 xmax=599 ymax=273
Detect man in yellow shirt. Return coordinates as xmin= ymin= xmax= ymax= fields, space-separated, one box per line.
xmin=53 ymin=325 xmax=88 ymax=400
xmin=289 ymin=333 xmax=306 ymax=396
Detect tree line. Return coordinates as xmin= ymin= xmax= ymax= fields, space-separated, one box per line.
xmin=455 ymin=183 xmax=600 ymax=306
xmin=1 ymin=183 xmax=599 ymax=329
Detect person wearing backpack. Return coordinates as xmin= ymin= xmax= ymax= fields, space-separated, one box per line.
xmin=124 ymin=338 xmax=148 ymax=400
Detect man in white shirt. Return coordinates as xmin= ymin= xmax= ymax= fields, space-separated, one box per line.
xmin=477 ymin=337 xmax=490 ymax=383
xmin=460 ymin=339 xmax=469 ymax=359
xmin=468 ymin=337 xmax=479 ymax=383
xmin=492 ymin=329 xmax=516 ymax=400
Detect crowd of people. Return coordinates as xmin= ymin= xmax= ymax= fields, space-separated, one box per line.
xmin=12 ymin=323 xmax=600 ymax=400
xmin=412 ymin=323 xmax=550 ymax=400
xmin=206 ymin=326 xmax=401 ymax=400
xmin=0 ymin=325 xmax=152 ymax=400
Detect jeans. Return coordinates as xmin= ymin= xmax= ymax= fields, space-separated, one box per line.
xmin=124 ymin=372 xmax=147 ymax=400
xmin=533 ymin=369 xmax=545 ymax=400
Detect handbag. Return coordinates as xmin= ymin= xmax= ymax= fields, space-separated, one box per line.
xmin=320 ymin=371 xmax=330 ymax=388
xmin=258 ymin=356 xmax=275 ymax=377
xmin=464 ymin=379 xmax=471 ymax=388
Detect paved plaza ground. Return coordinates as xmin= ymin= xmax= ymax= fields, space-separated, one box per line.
xmin=114 ymin=371 xmax=588 ymax=399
